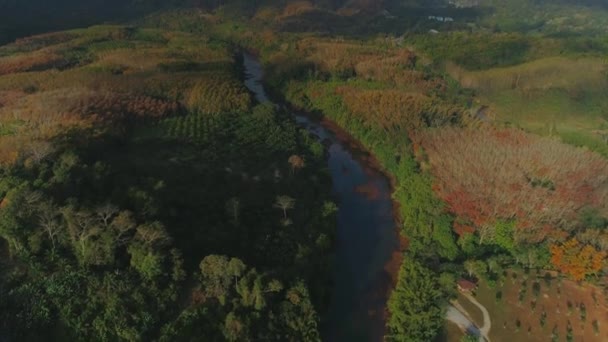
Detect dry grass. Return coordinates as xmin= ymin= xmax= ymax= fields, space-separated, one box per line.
xmin=96 ymin=48 xmax=170 ymax=71
xmin=297 ymin=38 xmax=383 ymax=73
xmin=449 ymin=57 xmax=608 ymax=95
xmin=0 ymin=31 xmax=77 ymax=56
xmin=448 ymin=56 xmax=608 ymax=154
xmin=281 ymin=1 xmax=317 ymax=18
xmin=0 ymin=51 xmax=66 ymax=75
xmin=473 ymin=270 xmax=608 ymax=342
xmin=335 ymin=87 xmax=462 ymax=129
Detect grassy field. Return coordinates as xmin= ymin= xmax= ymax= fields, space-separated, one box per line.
xmin=442 ymin=321 xmax=466 ymax=342
xmin=468 ymin=270 xmax=608 ymax=342
xmin=477 ymin=0 xmax=608 ymax=35
xmin=447 ymin=56 xmax=608 ymax=155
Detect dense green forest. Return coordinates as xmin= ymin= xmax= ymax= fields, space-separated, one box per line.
xmin=1 ymin=0 xmax=608 ymax=341
xmin=0 ymin=26 xmax=336 ymax=340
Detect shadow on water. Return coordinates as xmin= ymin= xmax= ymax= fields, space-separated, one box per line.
xmin=242 ymin=52 xmax=400 ymax=342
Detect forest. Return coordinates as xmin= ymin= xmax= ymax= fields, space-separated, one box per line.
xmin=205 ymin=2 xmax=608 ymax=339
xmin=0 ymin=25 xmax=336 ymax=341
xmin=1 ymin=0 xmax=608 ymax=341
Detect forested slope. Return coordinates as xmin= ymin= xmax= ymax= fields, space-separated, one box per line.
xmin=0 ymin=25 xmax=336 ymax=341
xmin=159 ymin=3 xmax=608 ymax=339
xmin=1 ymin=1 xmax=608 ymax=341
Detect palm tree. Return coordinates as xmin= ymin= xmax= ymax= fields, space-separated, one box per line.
xmin=273 ymin=195 xmax=295 ymax=219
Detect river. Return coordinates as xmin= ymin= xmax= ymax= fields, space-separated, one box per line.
xmin=242 ymin=53 xmax=400 ymax=341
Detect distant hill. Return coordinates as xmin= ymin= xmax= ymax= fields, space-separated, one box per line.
xmin=0 ymin=0 xmax=175 ymax=45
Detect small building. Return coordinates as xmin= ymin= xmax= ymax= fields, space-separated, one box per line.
xmin=457 ymin=279 xmax=477 ymax=292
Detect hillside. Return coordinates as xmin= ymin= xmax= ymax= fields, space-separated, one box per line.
xmin=165 ymin=3 xmax=608 ymax=340
xmin=0 ymin=25 xmax=336 ymax=340
xmin=1 ymin=1 xmax=608 ymax=341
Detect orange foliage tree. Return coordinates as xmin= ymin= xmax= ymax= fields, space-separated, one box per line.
xmin=550 ymin=238 xmax=606 ymax=281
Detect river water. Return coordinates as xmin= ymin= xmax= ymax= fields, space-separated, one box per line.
xmin=242 ymin=53 xmax=400 ymax=341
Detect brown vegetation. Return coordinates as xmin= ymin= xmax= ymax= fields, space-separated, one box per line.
xmin=474 ymin=271 xmax=608 ymax=342
xmin=0 ymin=25 xmax=252 ymax=168
xmin=335 ymin=87 xmax=463 ymax=130
xmin=0 ymin=32 xmax=76 ymax=56
xmin=0 ymin=51 xmax=67 ymax=75
xmin=414 ymin=127 xmax=608 ymax=243
xmin=448 ymin=57 xmax=608 ymax=96
xmin=281 ymin=1 xmax=317 ymax=18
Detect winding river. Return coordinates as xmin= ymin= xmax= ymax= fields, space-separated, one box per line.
xmin=242 ymin=53 xmax=400 ymax=341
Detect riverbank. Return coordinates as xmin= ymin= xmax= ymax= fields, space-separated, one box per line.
xmin=242 ymin=51 xmax=404 ymax=341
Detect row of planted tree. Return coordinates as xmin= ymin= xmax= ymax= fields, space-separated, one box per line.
xmin=0 ymin=26 xmax=339 ymax=341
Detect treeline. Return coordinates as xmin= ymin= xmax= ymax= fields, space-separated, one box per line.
xmin=267 ymin=58 xmax=462 ymax=340
xmin=293 ymin=91 xmax=459 ymax=340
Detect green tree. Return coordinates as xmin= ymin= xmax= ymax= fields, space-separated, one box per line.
xmin=223 ymin=312 xmax=248 ymax=342
xmin=236 ymin=270 xmax=267 ymax=310
xmin=431 ymin=214 xmax=459 ymax=260
xmin=472 ymin=260 xmax=488 ymax=278
xmin=199 ymin=255 xmax=245 ymax=305
xmin=277 ymin=281 xmax=321 ymax=341
xmin=461 ymin=334 xmax=478 ymax=342
xmin=0 ymin=186 xmax=42 ymax=256
xmin=494 ymin=220 xmax=515 ymax=253
xmin=386 ymin=255 xmax=445 ymax=341
xmin=487 ymin=257 xmax=501 ymax=273
xmin=128 ymin=222 xmax=170 ymax=280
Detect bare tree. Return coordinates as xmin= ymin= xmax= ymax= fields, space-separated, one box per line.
xmin=71 ymin=211 xmax=101 ymax=264
xmin=110 ymin=211 xmax=136 ymax=246
xmin=95 ymin=203 xmax=118 ymax=227
xmin=226 ymin=197 xmax=240 ymax=226
xmin=478 ymin=224 xmax=496 ymax=245
xmin=27 ymin=141 xmax=54 ymax=164
xmin=135 ymin=222 xmax=170 ymax=247
xmin=273 ymin=196 xmax=295 ymax=220
xmin=464 ymin=260 xmax=476 ymax=277
xmin=38 ymin=201 xmax=61 ymax=251
xmin=23 ymin=190 xmax=43 ymax=209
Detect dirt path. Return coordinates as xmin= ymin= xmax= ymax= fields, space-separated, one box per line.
xmin=462 ymin=293 xmax=492 ymax=342
xmin=446 ymin=305 xmax=481 ymax=336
